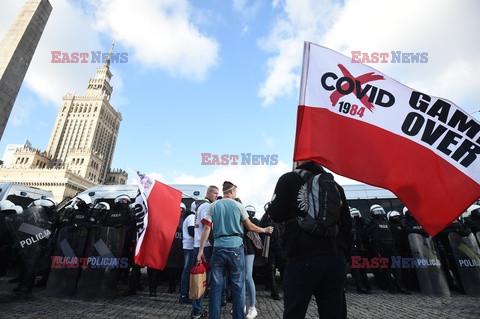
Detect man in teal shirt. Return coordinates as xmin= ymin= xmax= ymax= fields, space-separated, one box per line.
xmin=197 ymin=181 xmax=273 ymax=319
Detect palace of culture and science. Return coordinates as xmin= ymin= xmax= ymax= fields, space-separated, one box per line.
xmin=0 ymin=44 xmax=128 ymax=203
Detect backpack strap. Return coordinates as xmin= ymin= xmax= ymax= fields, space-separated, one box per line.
xmin=293 ymin=168 xmax=315 ymax=181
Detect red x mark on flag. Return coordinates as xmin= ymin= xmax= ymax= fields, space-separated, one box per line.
xmin=329 ymin=64 xmax=384 ymax=112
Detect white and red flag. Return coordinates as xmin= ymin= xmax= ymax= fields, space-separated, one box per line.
xmin=133 ymin=171 xmax=182 ymax=269
xmin=294 ymin=42 xmax=480 ymax=236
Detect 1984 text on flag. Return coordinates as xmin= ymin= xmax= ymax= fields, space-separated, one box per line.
xmin=294 ymin=42 xmax=480 ymax=236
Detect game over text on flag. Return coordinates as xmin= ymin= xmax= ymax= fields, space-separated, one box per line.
xmin=293 ymin=42 xmax=480 ymax=236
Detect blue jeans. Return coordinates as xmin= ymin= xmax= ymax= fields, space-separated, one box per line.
xmin=192 ymin=246 xmax=212 ymax=316
xmin=209 ymin=246 xmax=245 ymax=319
xmin=180 ymin=249 xmax=195 ymax=299
xmin=283 ymin=255 xmax=346 ymax=319
xmin=245 ymin=254 xmax=256 ymax=307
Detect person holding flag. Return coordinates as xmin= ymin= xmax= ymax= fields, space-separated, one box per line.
xmin=132 ymin=171 xmax=183 ymax=270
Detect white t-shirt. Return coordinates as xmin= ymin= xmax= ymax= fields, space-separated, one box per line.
xmin=182 ymin=213 xmax=195 ymax=249
xmin=194 ymin=201 xmax=212 ymax=248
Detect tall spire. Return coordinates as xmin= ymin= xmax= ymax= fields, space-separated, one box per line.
xmin=104 ymin=40 xmax=115 ymax=68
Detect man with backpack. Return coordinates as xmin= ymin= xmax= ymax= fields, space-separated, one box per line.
xmin=267 ymin=161 xmax=352 ymax=319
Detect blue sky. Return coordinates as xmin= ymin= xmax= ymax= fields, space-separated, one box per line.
xmin=1 ymin=0 xmax=479 ymax=213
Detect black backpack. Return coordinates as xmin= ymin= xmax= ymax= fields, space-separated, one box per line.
xmin=294 ymin=169 xmax=343 ymax=236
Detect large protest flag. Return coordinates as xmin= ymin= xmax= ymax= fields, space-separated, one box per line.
xmin=133 ymin=172 xmax=182 ymax=269
xmin=294 ymin=42 xmax=480 ymax=236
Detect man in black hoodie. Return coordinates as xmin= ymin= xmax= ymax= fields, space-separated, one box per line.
xmin=267 ymin=161 xmax=352 ymax=319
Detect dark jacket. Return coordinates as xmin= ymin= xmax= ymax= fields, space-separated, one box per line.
xmin=260 ymin=213 xmax=284 ymax=250
xmin=243 ymin=216 xmax=260 ymax=255
xmin=267 ymin=161 xmax=352 ymax=261
xmin=465 ymin=215 xmax=480 ymax=234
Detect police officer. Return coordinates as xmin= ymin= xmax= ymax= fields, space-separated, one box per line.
xmin=260 ymin=207 xmax=286 ymax=301
xmin=14 ymin=198 xmax=58 ymax=295
xmin=0 ymin=200 xmax=21 ymax=277
xmin=63 ymin=194 xmax=93 ymax=228
xmin=402 ymin=207 xmax=429 ymax=238
xmin=89 ymin=202 xmax=110 ymax=227
xmin=434 ymin=217 xmax=472 ymax=292
xmin=350 ymin=207 xmax=372 ymax=294
xmin=464 ymin=205 xmax=480 ymax=235
xmin=364 ymin=204 xmax=410 ymax=294
xmin=104 ymin=194 xmax=135 ymax=291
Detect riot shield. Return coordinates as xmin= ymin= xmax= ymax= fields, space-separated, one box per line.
xmin=5 ymin=206 xmax=52 ymax=272
xmin=45 ymin=226 xmax=89 ymax=297
xmin=408 ymin=233 xmax=450 ymax=297
xmin=76 ymin=226 xmax=126 ymax=299
xmin=448 ymin=232 xmax=480 ymax=296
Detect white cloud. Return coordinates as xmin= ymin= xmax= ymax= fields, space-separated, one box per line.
xmin=90 ymin=0 xmax=219 ymax=81
xmin=257 ymin=0 xmax=340 ymax=106
xmin=143 ymin=161 xmax=362 ymax=219
xmin=261 ymin=132 xmax=276 ymax=148
xmin=171 ymin=161 xmax=291 ymax=218
xmin=259 ymin=0 xmax=480 ymax=112
xmin=233 ymin=0 xmax=262 ymax=18
xmin=0 ymin=0 xmax=106 ymax=106
xmin=322 ymin=0 xmax=480 ymax=112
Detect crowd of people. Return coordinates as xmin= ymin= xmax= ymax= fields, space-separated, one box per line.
xmin=1 ymin=160 xmax=480 ymax=319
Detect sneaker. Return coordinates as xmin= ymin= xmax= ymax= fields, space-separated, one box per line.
xmin=191 ymin=311 xmax=207 ymax=319
xmin=246 ymin=306 xmax=258 ymax=319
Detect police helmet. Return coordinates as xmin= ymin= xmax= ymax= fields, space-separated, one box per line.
xmin=114 ymin=194 xmax=131 ymax=204
xmin=245 ymin=205 xmax=256 ymax=218
xmin=350 ymin=207 xmax=361 ymax=218
xmin=467 ymin=204 xmax=480 ymax=218
xmin=370 ymin=204 xmax=386 ymax=216
xmin=94 ymin=202 xmax=110 ymax=211
xmin=387 ymin=210 xmax=401 ymax=221
xmin=0 ymin=200 xmax=16 ymax=212
xmin=180 ymin=202 xmax=186 ymax=211
xmin=69 ymin=194 xmax=92 ymax=210
xmin=29 ymin=197 xmax=57 ymax=209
